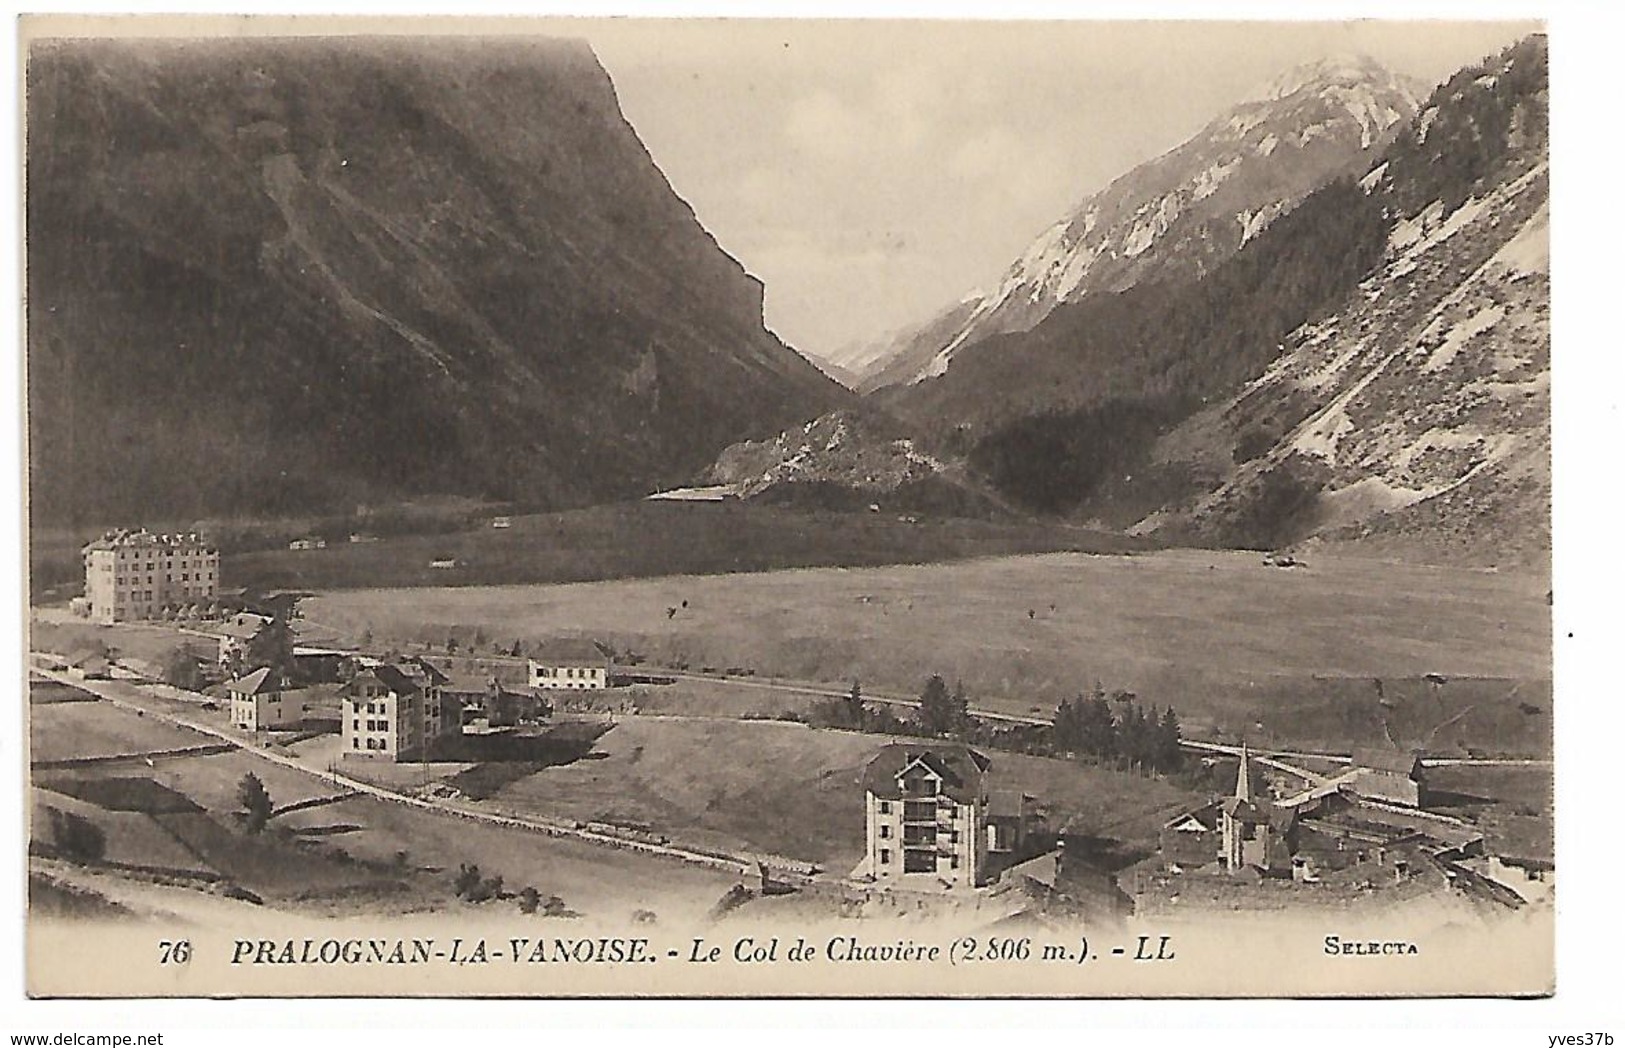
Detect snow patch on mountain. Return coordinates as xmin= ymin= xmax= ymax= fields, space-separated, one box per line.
xmin=1143 ymin=106 xmax=1549 ymax=564
xmin=1237 ymin=201 xmax=1286 ymax=246
xmin=839 ymin=56 xmax=1422 ymax=392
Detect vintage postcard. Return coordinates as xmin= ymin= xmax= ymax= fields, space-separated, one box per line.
xmin=21 ymin=15 xmax=1553 ymax=999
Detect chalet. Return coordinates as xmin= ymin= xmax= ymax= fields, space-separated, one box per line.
xmin=436 ymin=672 xmax=546 ymax=728
xmin=290 ymin=646 xmax=350 ymax=684
xmin=213 ymin=612 xmax=271 ymax=668
xmin=1348 ymin=746 xmax=1426 ymax=807
xmin=1159 ymin=805 xmax=1222 ymax=872
xmin=440 ymin=672 xmax=493 ymax=725
xmin=341 ymin=658 xmax=458 ymax=761
xmin=489 ymin=682 xmax=549 ymax=728
xmin=859 ymin=743 xmax=994 ymax=889
xmin=528 ymin=639 xmax=612 ymax=690
xmin=227 ymin=666 xmax=288 ymax=732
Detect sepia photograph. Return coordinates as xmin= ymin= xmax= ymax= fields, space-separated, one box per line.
xmin=18 ymin=12 xmax=1563 ymax=1002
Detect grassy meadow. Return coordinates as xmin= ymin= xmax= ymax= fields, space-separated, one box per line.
xmin=219 ymin=500 xmax=1140 ymax=592
xmin=305 ymin=547 xmax=1551 ymax=755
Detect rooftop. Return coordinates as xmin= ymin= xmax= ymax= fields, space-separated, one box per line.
xmin=226 ymin=666 xmax=279 ymax=696
xmin=529 ymin=638 xmax=608 ymax=664
xmin=988 ymin=789 xmax=1031 ymax=819
xmin=1351 ymin=746 xmax=1424 ymax=775
xmin=83 ymin=528 xmax=214 ymax=552
xmin=214 ymin=612 xmax=271 ymax=640
xmin=347 ymin=659 xmax=449 ymax=697
xmin=442 ymin=672 xmax=496 ymax=695
xmin=861 ymin=743 xmax=991 ymax=804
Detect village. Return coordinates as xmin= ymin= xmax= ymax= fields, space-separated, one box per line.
xmin=28 ymin=526 xmax=1553 ymax=928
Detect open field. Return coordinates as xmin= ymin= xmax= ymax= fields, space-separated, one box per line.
xmin=307 ymin=548 xmax=1551 ymax=755
xmin=219 ymin=500 xmax=1140 ymax=592
xmin=482 ymin=717 xmax=1202 ymax=875
xmin=32 ymin=786 xmax=215 ymax=876
xmin=272 ymin=791 xmax=738 ymax=922
xmin=26 ymin=680 xmax=740 ymax=920
xmin=30 ymin=618 xmax=208 ymax=668
xmin=29 ymin=696 xmax=215 ymax=764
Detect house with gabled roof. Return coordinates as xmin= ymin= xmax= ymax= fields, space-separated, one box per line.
xmin=1348 ymin=746 xmax=1426 ymax=807
xmin=226 ymin=666 xmax=288 ymax=732
xmin=858 ymin=743 xmax=997 ymax=889
xmin=64 ymin=651 xmax=112 ymax=681
xmin=527 ymin=638 xmax=612 ymax=691
xmin=213 ymin=612 xmax=271 ymax=668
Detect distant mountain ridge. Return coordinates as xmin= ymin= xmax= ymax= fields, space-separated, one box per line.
xmin=26 ymin=37 xmax=847 ymax=525
xmin=841 ymin=54 xmax=1423 ymax=393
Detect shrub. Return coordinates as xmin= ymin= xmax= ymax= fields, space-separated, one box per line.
xmin=453 ymin=863 xmax=483 ymax=899
xmin=237 ymin=773 xmax=272 ymax=835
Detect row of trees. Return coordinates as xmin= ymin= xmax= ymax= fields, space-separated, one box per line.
xmin=1051 ymin=687 xmax=1184 ymax=774
xmin=803 ymin=675 xmax=1183 ymax=778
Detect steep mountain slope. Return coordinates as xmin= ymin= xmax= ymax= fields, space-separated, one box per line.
xmin=846 ymin=55 xmax=1421 ymax=393
xmin=1141 ymin=38 xmax=1549 ymax=566
xmin=26 ymin=37 xmax=846 ymax=525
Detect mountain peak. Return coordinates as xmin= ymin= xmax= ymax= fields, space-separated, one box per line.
xmin=1256 ymin=52 xmax=1396 ymax=102
xmin=849 ymin=53 xmax=1420 ymax=393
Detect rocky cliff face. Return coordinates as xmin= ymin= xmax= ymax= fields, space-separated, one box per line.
xmin=1136 ymin=37 xmax=1549 ymax=567
xmin=843 ymin=55 xmax=1422 ymax=393
xmin=26 ymin=37 xmax=846 ymax=524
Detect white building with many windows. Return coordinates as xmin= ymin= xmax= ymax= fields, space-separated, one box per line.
xmin=527 ymin=639 xmax=611 ymax=690
xmin=340 ymin=658 xmax=457 ymax=761
xmin=859 ymin=743 xmax=995 ymax=890
xmin=81 ymin=529 xmax=218 ymax=624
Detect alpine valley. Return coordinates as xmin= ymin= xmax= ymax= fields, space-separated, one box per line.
xmin=28 ymin=34 xmax=1550 ymax=572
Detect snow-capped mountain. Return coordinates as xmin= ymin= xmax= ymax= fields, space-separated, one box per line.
xmin=846 ymin=54 xmax=1423 ymax=393
xmin=1136 ymin=37 xmax=1549 ymax=567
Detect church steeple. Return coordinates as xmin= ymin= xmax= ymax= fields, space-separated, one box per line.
xmin=1235 ymin=742 xmax=1252 ymax=804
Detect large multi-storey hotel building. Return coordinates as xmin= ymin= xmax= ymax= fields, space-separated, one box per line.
xmin=81 ymin=528 xmax=219 ymax=624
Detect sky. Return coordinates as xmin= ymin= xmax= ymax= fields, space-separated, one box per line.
xmin=575 ymin=19 xmax=1540 ymax=363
